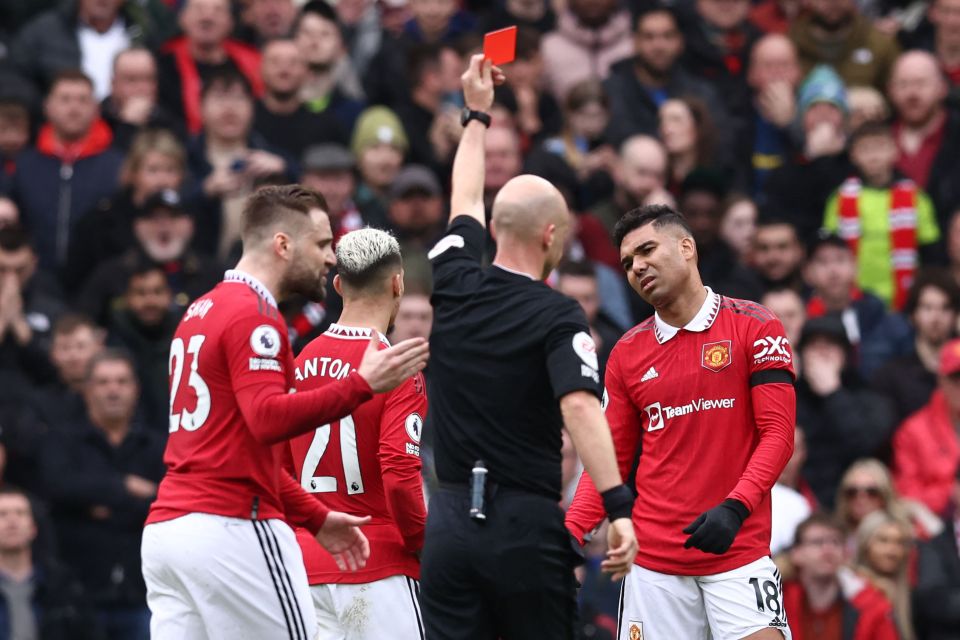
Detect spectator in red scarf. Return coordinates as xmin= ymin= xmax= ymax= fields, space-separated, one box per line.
xmin=157 ymin=0 xmax=264 ymax=134
xmin=4 ymin=70 xmax=124 ymax=275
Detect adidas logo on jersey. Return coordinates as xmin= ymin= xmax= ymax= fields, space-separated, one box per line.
xmin=641 ymin=367 xmax=659 ymax=382
xmin=768 ymin=615 xmax=787 ymax=629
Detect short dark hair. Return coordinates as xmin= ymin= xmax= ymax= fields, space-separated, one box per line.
xmin=407 ymin=43 xmax=444 ymax=88
xmin=0 ymin=224 xmax=32 ymax=253
xmin=565 ymin=79 xmax=608 ymax=113
xmin=0 ymin=98 xmax=29 ymax=126
xmin=557 ymin=259 xmax=597 ymax=279
xmin=297 ymin=0 xmax=338 ymax=30
xmin=126 ymin=251 xmax=168 ymax=284
xmin=48 ymin=69 xmax=94 ymax=93
xmin=52 ymin=312 xmax=99 ymax=338
xmin=794 ymin=513 xmax=845 ymax=546
xmin=903 ymin=268 xmax=960 ymax=317
xmin=85 ymin=347 xmax=137 ymax=384
xmin=242 ymin=184 xmax=329 ymax=243
xmin=0 ymin=485 xmax=31 ymax=501
xmin=200 ymin=68 xmax=254 ymax=102
xmin=613 ymin=204 xmax=693 ymax=249
xmin=849 ymin=120 xmax=893 ymax=148
xmin=634 ymin=4 xmax=678 ymax=32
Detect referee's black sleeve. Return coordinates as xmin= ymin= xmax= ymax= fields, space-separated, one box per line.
xmin=544 ymin=300 xmax=603 ymax=400
xmin=429 ymin=217 xmax=485 ymax=299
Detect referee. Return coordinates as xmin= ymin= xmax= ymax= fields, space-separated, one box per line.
xmin=419 ymin=55 xmax=638 ymax=639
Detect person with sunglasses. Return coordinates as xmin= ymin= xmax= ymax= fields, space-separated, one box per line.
xmin=835 ymin=459 xmax=942 ymax=558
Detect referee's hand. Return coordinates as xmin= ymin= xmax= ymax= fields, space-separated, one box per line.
xmin=357 ymin=335 xmax=429 ymax=393
xmin=461 ymin=54 xmax=506 ymax=113
xmin=601 ymin=518 xmax=637 ymax=581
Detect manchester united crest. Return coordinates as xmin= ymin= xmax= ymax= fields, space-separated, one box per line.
xmin=628 ymin=621 xmax=644 ymax=640
xmin=702 ymin=340 xmax=731 ymax=372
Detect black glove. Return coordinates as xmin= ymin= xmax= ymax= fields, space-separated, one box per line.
xmin=682 ymin=499 xmax=749 ymax=554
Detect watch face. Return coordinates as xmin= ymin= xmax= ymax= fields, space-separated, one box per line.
xmin=460 ymin=107 xmax=472 ymax=127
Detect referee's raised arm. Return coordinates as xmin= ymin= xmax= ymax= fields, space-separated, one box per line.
xmin=449 ymin=54 xmax=504 ymax=227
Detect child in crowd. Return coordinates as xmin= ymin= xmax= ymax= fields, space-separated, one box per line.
xmin=823 ymin=121 xmax=940 ymax=309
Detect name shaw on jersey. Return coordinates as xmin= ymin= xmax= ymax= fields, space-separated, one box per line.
xmin=295 ymin=356 xmax=353 ymax=382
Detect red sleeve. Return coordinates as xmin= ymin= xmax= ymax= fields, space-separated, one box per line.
xmin=278 ymin=467 xmax=329 ymax=534
xmin=379 ymin=372 xmax=428 ymax=553
xmin=727 ymin=316 xmax=796 ymax=511
xmin=726 ymin=382 xmax=796 ymax=511
xmin=891 ymin=416 xmax=939 ymax=510
xmin=565 ymin=348 xmax=642 ymax=544
xmin=224 ymin=313 xmax=373 ymax=445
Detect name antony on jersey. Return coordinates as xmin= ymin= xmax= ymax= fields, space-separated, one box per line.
xmin=295 ymin=356 xmax=353 ymax=382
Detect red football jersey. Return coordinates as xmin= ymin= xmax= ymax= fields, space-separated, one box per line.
xmin=566 ymin=289 xmax=796 ymax=576
xmin=289 ymin=323 xmax=427 ymax=584
xmin=148 ymin=272 xmax=373 ymax=531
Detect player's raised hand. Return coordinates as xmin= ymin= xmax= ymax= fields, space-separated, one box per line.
xmin=601 ymin=517 xmax=637 ymax=581
xmin=357 ymin=334 xmax=429 ymax=393
xmin=316 ymin=511 xmax=372 ymax=572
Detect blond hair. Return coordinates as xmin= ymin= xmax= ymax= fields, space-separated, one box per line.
xmin=120 ymin=129 xmax=186 ymax=187
xmin=854 ymin=511 xmax=915 ymax=640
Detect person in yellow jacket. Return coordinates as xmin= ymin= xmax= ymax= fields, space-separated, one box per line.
xmin=823 ymin=121 xmax=939 ymax=309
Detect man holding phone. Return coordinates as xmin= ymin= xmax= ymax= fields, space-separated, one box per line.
xmin=419 ymin=53 xmax=637 ymax=639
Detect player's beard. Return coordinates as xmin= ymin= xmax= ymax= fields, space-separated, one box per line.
xmin=283 ymin=258 xmax=327 ymax=303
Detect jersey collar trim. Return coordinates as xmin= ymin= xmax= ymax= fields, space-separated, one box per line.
xmin=223 ymin=269 xmax=278 ymax=309
xmin=653 ymin=287 xmax=720 ymax=344
xmin=325 ymin=322 xmax=390 ymax=345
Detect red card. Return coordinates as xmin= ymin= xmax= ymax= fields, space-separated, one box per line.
xmin=483 ymin=26 xmax=517 ymax=66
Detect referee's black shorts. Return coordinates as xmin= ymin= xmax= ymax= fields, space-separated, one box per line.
xmin=420 ymin=484 xmax=584 ymax=639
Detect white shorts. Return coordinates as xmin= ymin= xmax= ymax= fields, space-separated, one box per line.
xmin=618 ymin=557 xmax=792 ymax=640
xmin=142 ymin=513 xmax=317 ymax=640
xmin=311 ymin=575 xmax=424 ymax=640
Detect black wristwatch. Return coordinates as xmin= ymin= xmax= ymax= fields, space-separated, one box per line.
xmin=460 ymin=107 xmax=491 ymax=128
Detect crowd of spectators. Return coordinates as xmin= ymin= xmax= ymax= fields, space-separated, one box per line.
xmin=0 ymin=0 xmax=959 ymax=638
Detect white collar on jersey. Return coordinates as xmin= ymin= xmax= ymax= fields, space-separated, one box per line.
xmin=223 ymin=269 xmax=278 ymax=309
xmin=653 ymin=286 xmax=721 ymax=344
xmin=325 ymin=322 xmax=390 ymax=345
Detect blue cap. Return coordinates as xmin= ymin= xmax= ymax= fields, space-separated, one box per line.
xmin=798 ymin=65 xmax=848 ymax=116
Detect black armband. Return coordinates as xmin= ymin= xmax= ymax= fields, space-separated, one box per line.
xmin=601 ymin=484 xmax=635 ymax=521
xmin=749 ymin=369 xmax=793 ymax=387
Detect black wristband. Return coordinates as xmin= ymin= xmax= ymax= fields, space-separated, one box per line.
xmin=601 ymin=484 xmax=634 ymax=521
xmin=720 ymin=499 xmax=749 ymax=524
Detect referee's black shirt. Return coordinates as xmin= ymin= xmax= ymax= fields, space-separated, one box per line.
xmin=428 ymin=217 xmax=602 ymax=501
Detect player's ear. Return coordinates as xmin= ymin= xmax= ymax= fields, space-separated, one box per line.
xmin=333 ymin=274 xmax=343 ymax=296
xmin=489 ymin=217 xmax=499 ymax=242
xmin=394 ymin=269 xmax=404 ymax=299
xmin=679 ymin=235 xmax=696 ymax=260
xmin=273 ymin=231 xmax=293 ymax=260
